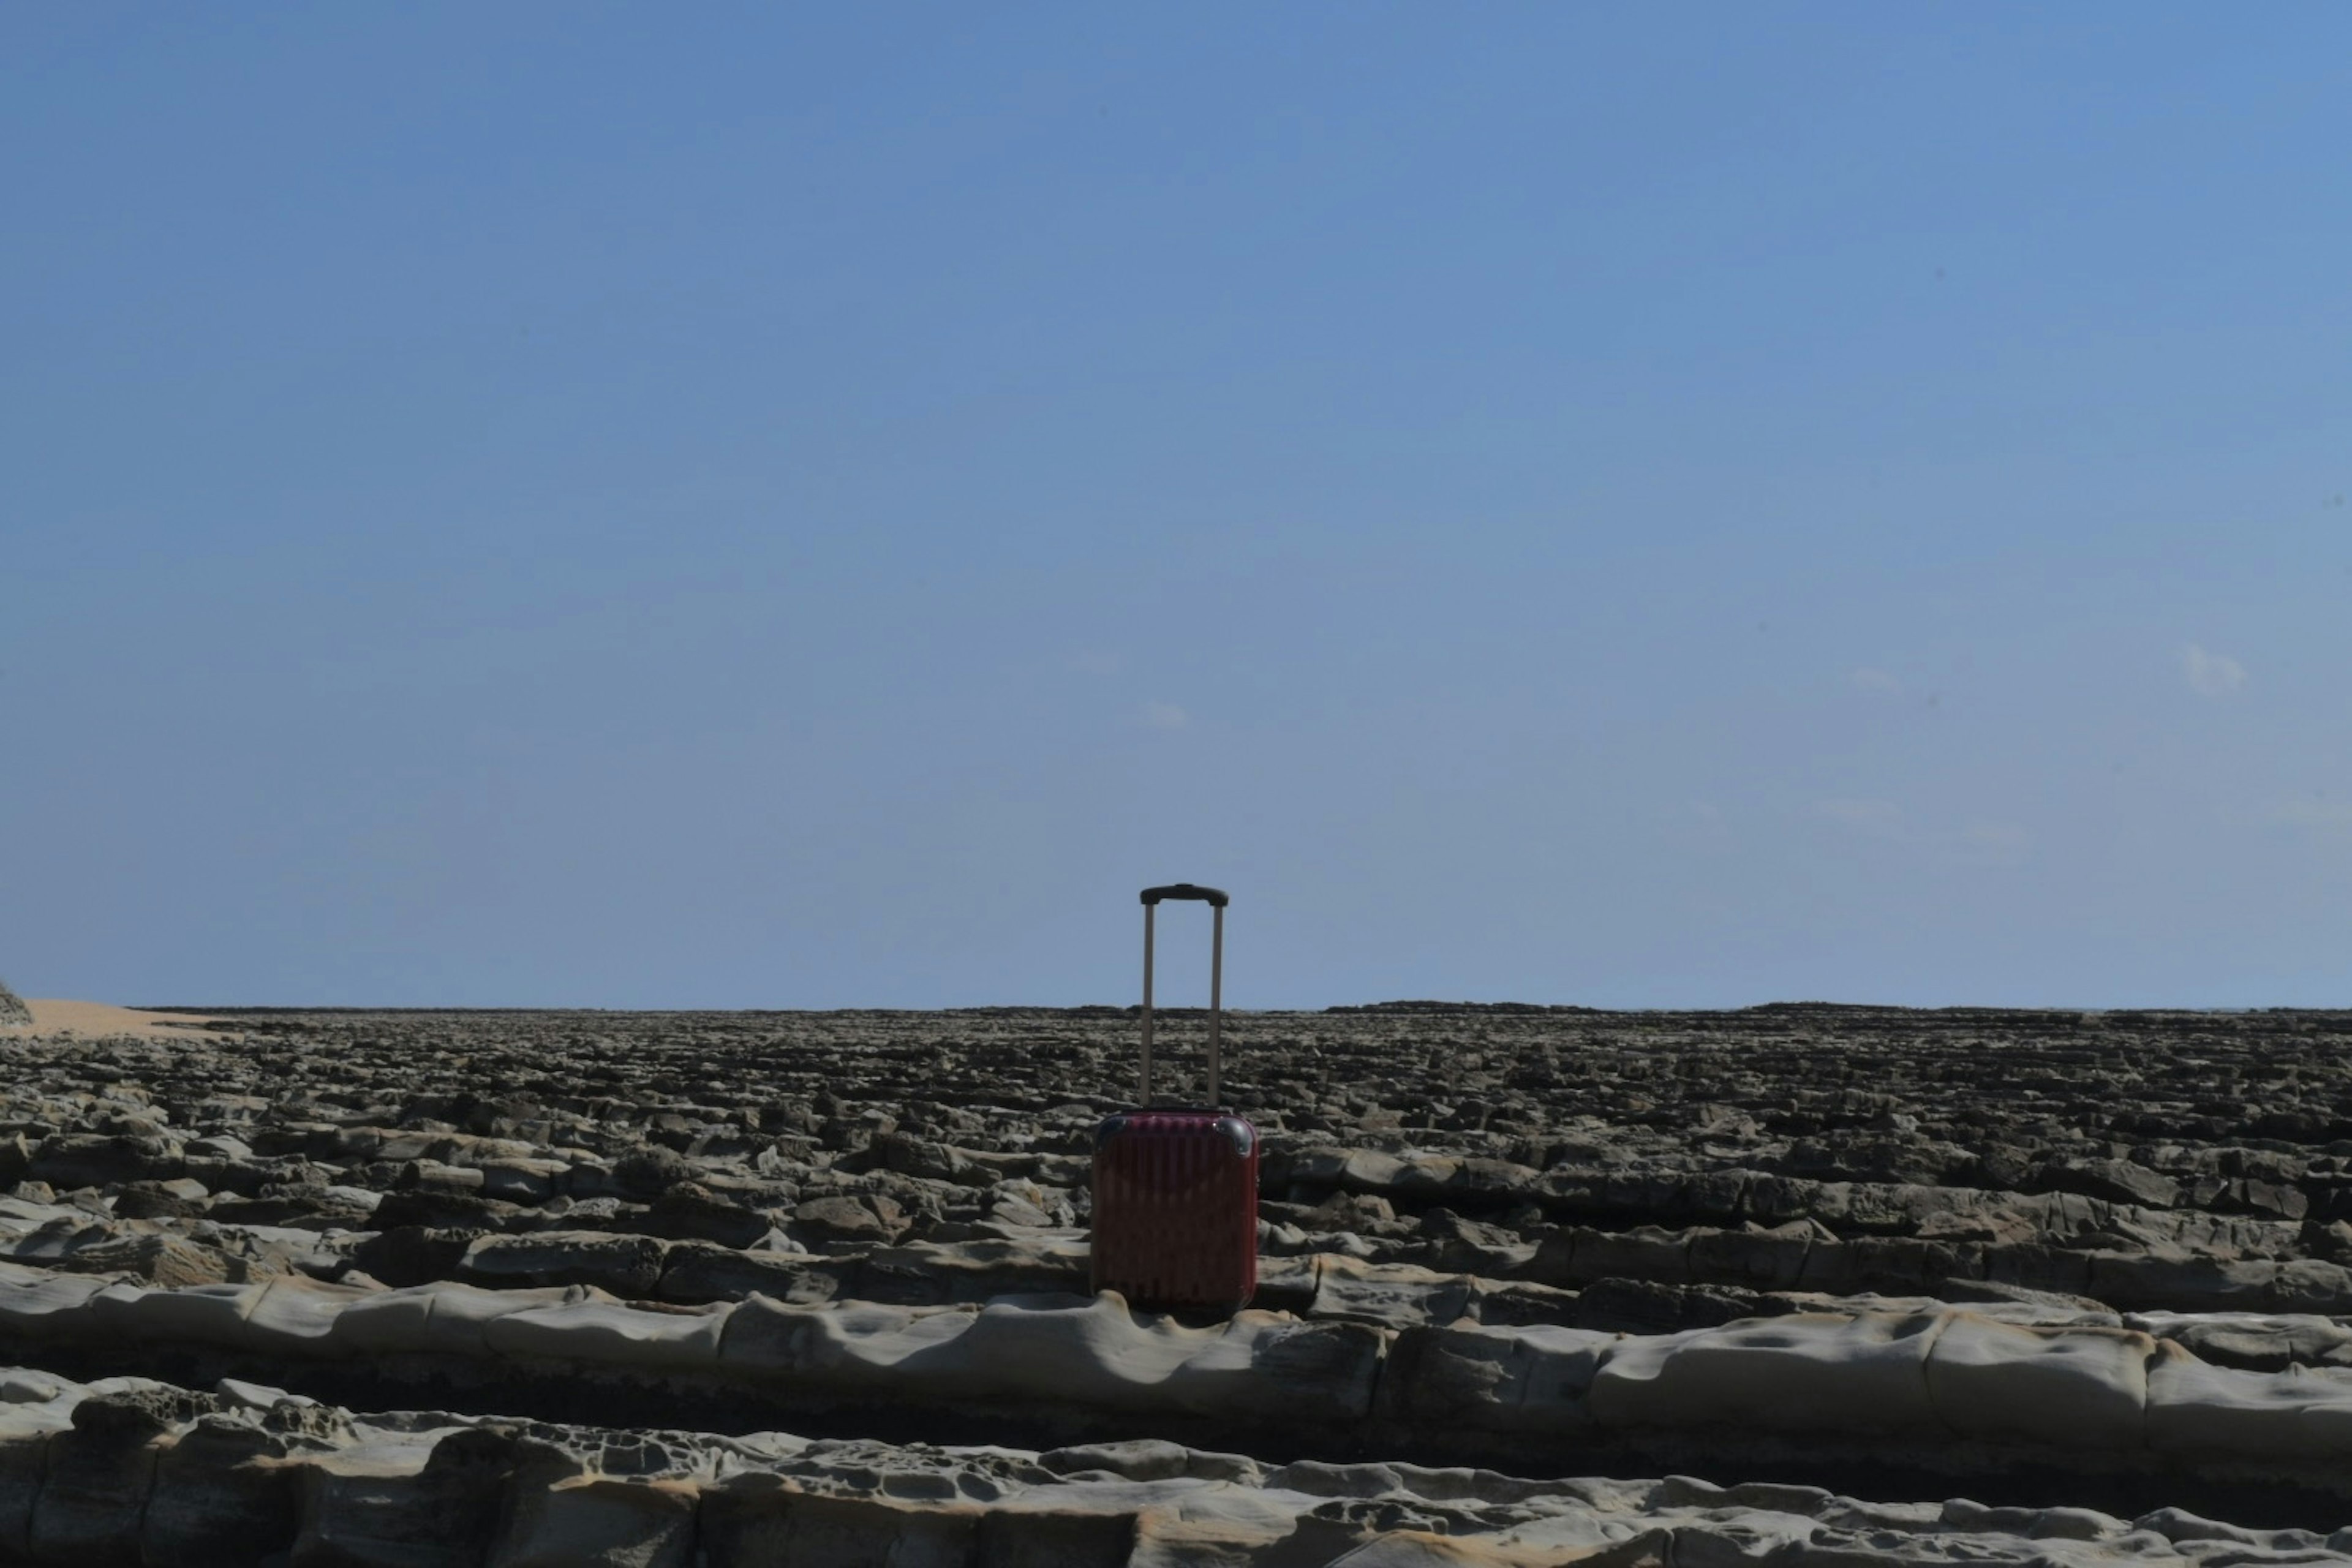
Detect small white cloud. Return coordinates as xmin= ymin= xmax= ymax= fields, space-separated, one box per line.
xmin=1143 ymin=701 xmax=1188 ymax=730
xmin=1815 ymin=798 xmax=1904 ymax=838
xmin=1958 ymin=821 xmax=2030 ymax=866
xmin=1666 ymin=800 xmax=1731 ymax=848
xmin=1812 ymin=799 xmax=2030 ymax=867
xmin=2265 ymin=797 xmax=2352 ymax=834
xmin=2182 ymin=644 xmax=2247 ymax=696
xmin=1850 ymin=667 xmax=1902 ymax=694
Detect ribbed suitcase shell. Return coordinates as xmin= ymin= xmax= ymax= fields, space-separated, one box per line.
xmin=1090 ymin=1109 xmax=1258 ymax=1311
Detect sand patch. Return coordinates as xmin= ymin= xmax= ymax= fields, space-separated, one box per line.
xmin=0 ymin=998 xmax=228 ymax=1039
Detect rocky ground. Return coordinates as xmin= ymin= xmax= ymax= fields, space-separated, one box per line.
xmin=8 ymin=1001 xmax=2352 ymax=1564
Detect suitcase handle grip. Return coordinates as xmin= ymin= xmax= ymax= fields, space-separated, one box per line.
xmin=1139 ymin=886 xmax=1226 ymax=1105
xmin=1141 ymin=883 xmax=1228 ymax=908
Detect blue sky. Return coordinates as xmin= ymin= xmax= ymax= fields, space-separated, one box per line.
xmin=6 ymin=7 xmax=2349 ymax=1008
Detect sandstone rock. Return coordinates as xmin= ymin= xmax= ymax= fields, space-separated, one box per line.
xmin=88 ymin=1279 xmax=266 ymax=1348
xmin=2143 ymin=1341 xmax=2352 ymax=1462
xmin=1983 ymin=1242 xmax=2097 ymax=1300
xmin=28 ymin=1001 xmax=2352 ymax=1555
xmin=1590 ymin=1311 xmax=1945 ymax=1433
xmin=1252 ymin=1253 xmax=1319 ymax=1316
xmin=2033 ymin=1158 xmax=2182 ymax=1210
xmin=458 ymin=1231 xmax=671 ymax=1296
xmin=698 ymin=1476 xmax=980 ymax=1568
xmin=29 ymin=1133 xmax=180 ymax=1189
xmin=1687 ymin=1221 xmax=1819 ymax=1290
xmin=2128 ymin=1310 xmax=2352 ymax=1372
xmin=330 ymin=1282 xmax=594 ymax=1358
xmin=717 ymin=1292 xmax=1381 ymax=1427
xmin=657 ymin=1242 xmax=853 ymax=1306
xmin=240 ymin=1275 xmax=376 ymax=1357
xmin=792 ymin=1193 xmax=908 ymax=1245
xmin=853 ymin=1237 xmax=1087 ymax=1306
xmin=108 ymin=1180 xmax=205 ymax=1221
xmin=2084 ymin=1253 xmax=2294 ymax=1313
xmin=371 ymin=1188 xmax=525 ymax=1231
xmin=0 ymin=1422 xmax=47 ymax=1558
xmin=0 ymin=1264 xmax=111 ymax=1340
xmin=1923 ymin=1314 xmax=2152 ymax=1449
xmin=144 ymin=1412 xmax=312 ymax=1566
xmin=489 ymin=1469 xmax=699 ymax=1568
xmin=476 ymin=1159 xmax=567 ymax=1204
xmin=1038 ymin=1438 xmax=1259 ymax=1484
xmin=352 ymin=1225 xmax=485 ymax=1289
xmin=295 ymin=1424 xmax=516 ymax=1567
xmin=1388 ymin=1321 xmax=1615 ymax=1430
xmin=12 ymin=1355 xmax=2352 ymax=1564
xmin=1307 ymin=1191 xmax=1398 ymax=1231
xmin=481 ymin=1298 xmax=731 ymax=1374
xmin=54 ymin=1230 xmax=252 ymax=1289
xmin=1834 ymin=1237 xmax=1980 ymax=1297
xmin=395 ymin=1158 xmax=484 ymax=1196
xmin=28 ymin=1389 xmax=208 ymax=1562
xmin=874 ymin=1132 xmax=979 ymax=1183
xmin=612 ymin=1147 xmax=693 ymax=1200
xmin=1465 ymin=1279 xmax=1581 ymax=1329
xmin=1570 ymin=1278 xmax=1764 ymax=1335
xmin=643 ymin=1182 xmax=771 ymax=1248
xmin=1537 ymin=1226 xmax=1692 ymax=1287
xmin=1310 ymin=1255 xmax=1476 ymax=1330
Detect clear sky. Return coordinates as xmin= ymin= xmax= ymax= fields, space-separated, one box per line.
xmin=6 ymin=7 xmax=2349 ymax=1009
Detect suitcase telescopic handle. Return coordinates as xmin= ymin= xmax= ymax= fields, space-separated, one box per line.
xmin=1138 ymin=884 xmax=1226 ymax=1106
xmin=1140 ymin=883 xmax=1229 ymax=908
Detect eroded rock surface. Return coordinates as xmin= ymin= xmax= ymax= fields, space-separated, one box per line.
xmin=4 ymin=1367 xmax=2344 ymax=1567
xmin=6 ymin=1002 xmax=2352 ymax=1558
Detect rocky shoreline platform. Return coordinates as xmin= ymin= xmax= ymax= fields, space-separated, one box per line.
xmin=7 ymin=1001 xmax=2352 ymax=1563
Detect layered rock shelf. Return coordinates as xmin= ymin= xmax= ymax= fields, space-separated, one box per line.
xmin=6 ymin=1368 xmax=2345 ymax=1568
xmin=12 ymin=1267 xmax=2352 ymax=1504
xmin=7 ymin=1003 xmax=2352 ymax=1559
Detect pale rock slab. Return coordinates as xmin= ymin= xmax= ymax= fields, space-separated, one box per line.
xmin=86 ymin=1279 xmax=265 ymax=1348
xmin=1923 ymin=1314 xmax=2154 ymax=1449
xmin=239 ymin=1274 xmax=378 ymax=1357
xmin=855 ymin=1235 xmax=1090 ymax=1304
xmin=483 ymin=1299 xmax=733 ymax=1375
xmin=1312 ymin=1254 xmax=1481 ymax=1330
xmin=329 ymin=1281 xmax=609 ymax=1358
xmin=1589 ymin=1311 xmax=1947 ymax=1433
xmin=2143 ymin=1340 xmax=2352 ymax=1462
xmin=717 ymin=1291 xmax=1383 ymax=1425
xmin=1388 ymin=1322 xmax=1618 ymax=1431
xmin=2128 ymin=1310 xmax=2352 ymax=1372
xmin=9 ymin=1364 xmax=2352 ymax=1564
xmin=0 ymin=1262 xmax=111 ymax=1340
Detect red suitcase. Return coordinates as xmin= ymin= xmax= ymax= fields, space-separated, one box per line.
xmin=1090 ymin=883 xmax=1259 ymax=1313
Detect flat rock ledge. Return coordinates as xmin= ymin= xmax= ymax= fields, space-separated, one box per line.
xmin=4 ymin=1366 xmax=2345 ymax=1568
xmin=12 ymin=1262 xmax=2352 ymax=1506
